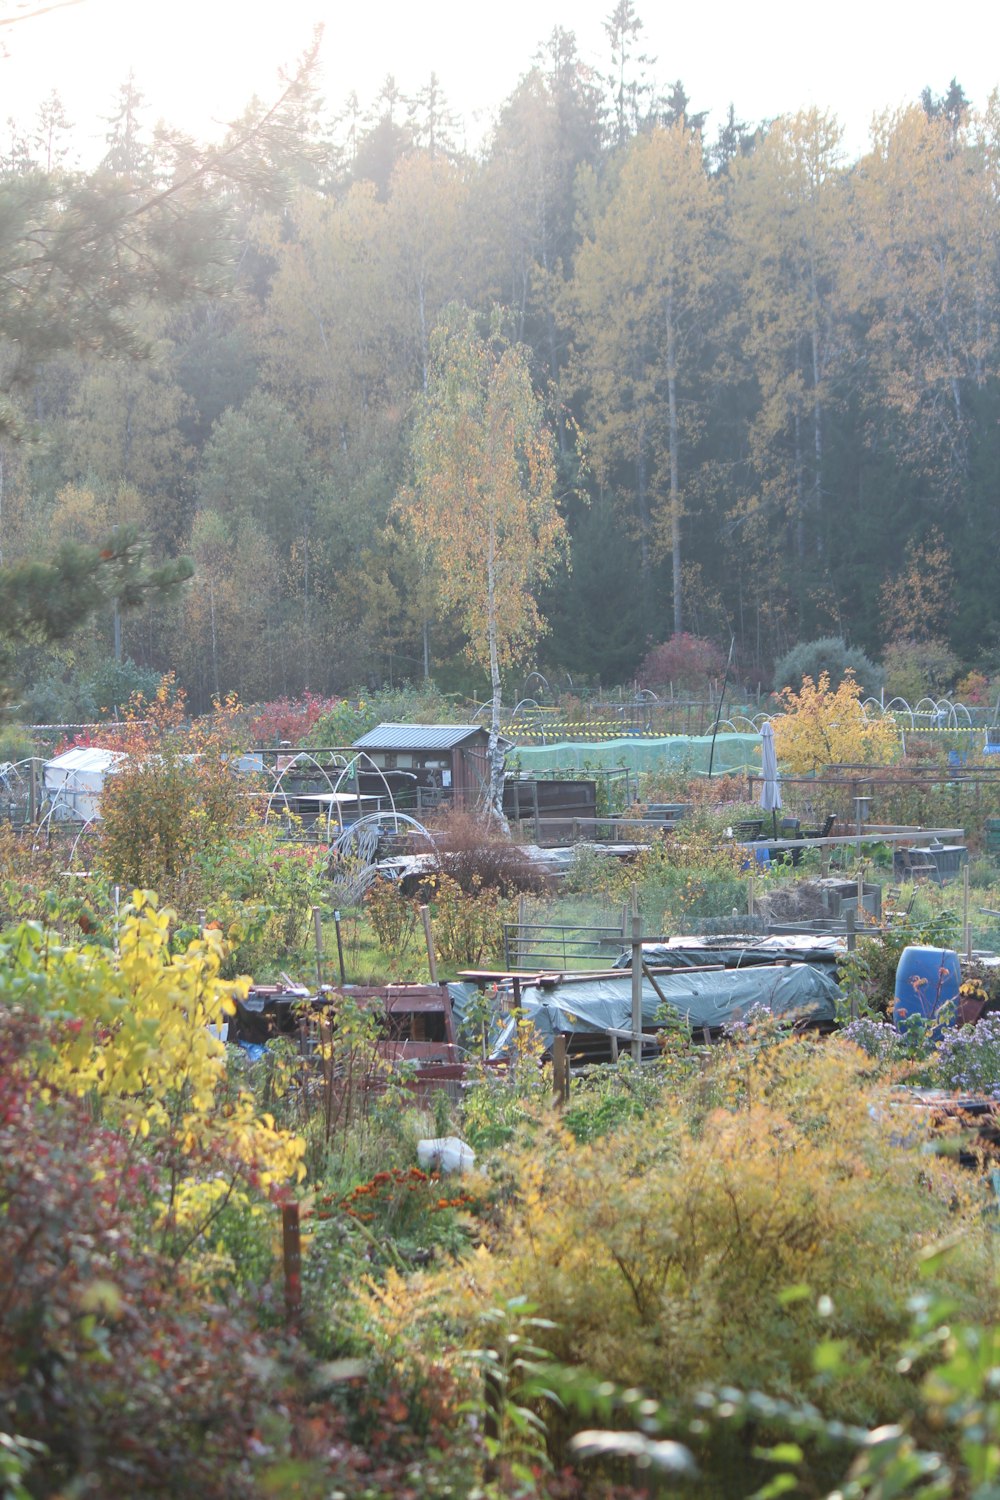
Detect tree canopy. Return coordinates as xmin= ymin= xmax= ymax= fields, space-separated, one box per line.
xmin=0 ymin=13 xmax=997 ymax=709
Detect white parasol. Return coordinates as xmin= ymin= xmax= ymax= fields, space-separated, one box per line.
xmin=759 ymin=720 xmax=782 ymax=836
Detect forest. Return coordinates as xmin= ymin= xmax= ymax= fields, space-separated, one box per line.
xmin=0 ymin=7 xmax=997 ymax=716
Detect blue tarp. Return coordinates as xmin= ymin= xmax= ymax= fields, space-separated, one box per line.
xmin=490 ymin=963 xmax=841 ymax=1057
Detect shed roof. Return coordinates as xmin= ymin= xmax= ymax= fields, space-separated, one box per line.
xmin=353 ymin=723 xmax=503 ymax=752
xmin=44 ymin=746 xmax=125 ymax=774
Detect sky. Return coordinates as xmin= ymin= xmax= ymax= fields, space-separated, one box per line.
xmin=1 ymin=0 xmax=998 ymax=164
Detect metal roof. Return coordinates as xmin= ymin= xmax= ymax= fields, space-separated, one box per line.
xmin=353 ymin=723 xmax=493 ymax=751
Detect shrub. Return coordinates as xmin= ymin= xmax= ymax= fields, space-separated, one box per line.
xmin=421 ymin=806 xmax=550 ymax=896
xmin=633 ymin=770 xmax=745 ymax=811
xmin=597 ymin=816 xmax=751 ymax=931
xmin=561 ymin=1065 xmax=665 ymax=1144
xmin=430 ymin=873 xmax=517 ymax=967
xmin=774 ymin=637 xmax=883 ymax=698
xmin=839 ymin=1016 xmax=907 ymax=1067
xmin=0 ymin=1009 xmax=283 ymax=1500
xmin=193 ymin=827 xmax=329 ymax=979
xmin=956 ymin=669 xmax=992 ymax=705
xmin=771 ymin=671 xmax=899 ymax=773
xmin=0 ymin=822 xmax=65 ymax=925
xmin=882 ymin=636 xmax=961 ymax=702
xmin=18 ymin=893 xmax=305 ymax=1200
xmin=249 ymin=691 xmax=341 ymax=745
xmin=637 ymin=633 xmax=725 ymax=693
xmin=442 ymin=1038 xmax=991 ymax=1492
xmin=19 ymin=669 xmax=97 ymax=724
xmin=88 ymin=656 xmax=164 ymax=719
xmin=0 ymin=724 xmax=36 ymax=763
xmin=931 ymin=1015 xmax=1000 ymax=1095
xmin=364 ymin=876 xmax=421 ymax=965
xmin=308 ymin=683 xmax=453 ymax=747
xmin=461 ymin=1015 xmax=551 ymax=1150
xmin=95 ymin=681 xmax=250 ymax=911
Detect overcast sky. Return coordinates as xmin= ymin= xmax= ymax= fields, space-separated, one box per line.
xmin=2 ymin=0 xmax=998 ymax=163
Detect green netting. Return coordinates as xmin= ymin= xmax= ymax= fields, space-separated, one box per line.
xmin=510 ymin=732 xmax=761 ymax=776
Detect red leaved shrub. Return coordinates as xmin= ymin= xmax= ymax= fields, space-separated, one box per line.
xmin=637 ymin=633 xmax=726 ymax=693
xmin=249 ymin=692 xmax=341 ymax=745
xmin=0 ymin=1011 xmax=274 ymax=1498
xmin=418 ymin=807 xmax=550 ymax=895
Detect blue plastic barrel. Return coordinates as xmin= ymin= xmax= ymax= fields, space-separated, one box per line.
xmin=737 ymin=845 xmax=770 ymax=871
xmin=893 ymin=945 xmax=961 ymax=1030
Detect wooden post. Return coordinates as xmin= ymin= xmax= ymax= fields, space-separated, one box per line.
xmin=845 ymin=910 xmax=858 ymax=1019
xmin=641 ymin=961 xmax=673 ymax=1014
xmin=282 ymin=1202 xmax=302 ymax=1327
xmin=311 ymin=905 xmax=324 ymax=993
xmin=552 ymin=1033 xmax=569 ymax=1105
xmin=499 ymin=975 xmax=523 ymax=1063
xmin=963 ymin=864 xmax=972 ymax=960
xmin=631 ymin=915 xmax=643 ymax=1063
xmin=420 ymin=904 xmax=438 ymax=983
xmin=747 ymin=877 xmax=755 ymax=918
xmin=333 ymin=909 xmax=346 ymax=985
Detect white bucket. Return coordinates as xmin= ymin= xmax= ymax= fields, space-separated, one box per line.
xmin=416 ymin=1136 xmax=476 ymax=1174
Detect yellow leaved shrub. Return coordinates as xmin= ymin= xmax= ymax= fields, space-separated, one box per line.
xmin=771 ymin=671 xmax=899 ymax=773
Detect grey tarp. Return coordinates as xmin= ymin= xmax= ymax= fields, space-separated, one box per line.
xmin=447 ymin=981 xmax=480 ymax=1037
xmin=447 ymin=981 xmax=511 ymax=1053
xmin=489 ymin=963 xmax=840 ymax=1058
xmin=612 ymin=936 xmax=844 ymax=972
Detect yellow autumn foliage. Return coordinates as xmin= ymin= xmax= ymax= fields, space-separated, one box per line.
xmin=440 ymin=1039 xmax=990 ymax=1439
xmin=30 ymin=890 xmax=305 ymax=1190
xmin=770 ymin=671 xmax=899 ymax=773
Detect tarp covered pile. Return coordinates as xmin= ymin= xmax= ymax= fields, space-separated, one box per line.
xmin=488 ymin=962 xmax=841 ymax=1059
xmin=612 ymin=935 xmax=844 ymax=972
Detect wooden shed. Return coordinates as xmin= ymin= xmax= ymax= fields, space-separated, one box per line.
xmin=352 ymin=723 xmax=512 ymax=811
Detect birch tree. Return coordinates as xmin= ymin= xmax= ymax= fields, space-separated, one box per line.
xmin=399 ymin=305 xmax=563 ymax=819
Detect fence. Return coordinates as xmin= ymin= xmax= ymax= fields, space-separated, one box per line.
xmin=500 ymin=696 xmax=766 ymax=741
xmin=502 ymin=915 xmax=630 ymax=971
xmin=746 ymin=770 xmax=1000 ymax=848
